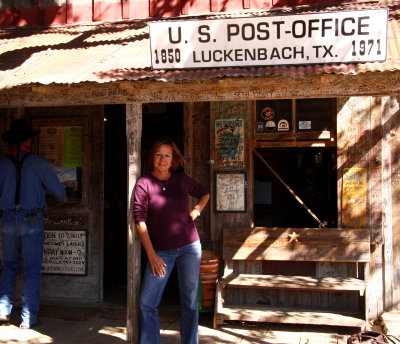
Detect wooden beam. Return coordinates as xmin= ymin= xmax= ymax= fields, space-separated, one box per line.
xmin=122 ymin=0 xmax=130 ymax=19
xmin=255 ymin=140 xmax=336 ymax=148
xmin=215 ymin=304 xmax=366 ymax=328
xmin=126 ymin=102 xmax=142 ymax=344
xmin=210 ymin=0 xmax=219 ymax=12
xmin=2 ymin=72 xmax=400 ymax=108
xmin=222 ymin=227 xmax=371 ymax=262
xmin=382 ymin=96 xmax=394 ymax=312
xmin=221 ymin=273 xmax=367 ymax=294
xmin=181 ymin=0 xmax=189 ymax=15
xmin=149 ymin=0 xmax=156 ymax=16
xmin=93 ymin=0 xmax=101 ymax=21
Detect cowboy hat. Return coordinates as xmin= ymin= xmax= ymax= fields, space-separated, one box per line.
xmin=1 ymin=119 xmax=41 ymax=144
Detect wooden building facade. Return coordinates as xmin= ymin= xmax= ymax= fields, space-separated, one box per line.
xmin=0 ymin=1 xmax=400 ymax=343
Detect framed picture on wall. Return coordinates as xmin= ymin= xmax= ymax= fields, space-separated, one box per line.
xmin=215 ymin=170 xmax=247 ymax=213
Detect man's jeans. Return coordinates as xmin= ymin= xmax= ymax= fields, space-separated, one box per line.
xmin=0 ymin=209 xmax=44 ymax=325
xmin=139 ymin=240 xmax=202 ymax=344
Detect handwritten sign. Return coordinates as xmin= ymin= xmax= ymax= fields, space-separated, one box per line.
xmin=38 ymin=126 xmax=64 ymax=167
xmin=342 ymin=168 xmax=367 ymax=228
xmin=215 ymin=171 xmax=247 ymax=212
xmin=42 ymin=230 xmax=87 ymax=275
xmin=44 ymin=214 xmax=89 ymax=229
xmin=215 ymin=119 xmax=245 ymax=169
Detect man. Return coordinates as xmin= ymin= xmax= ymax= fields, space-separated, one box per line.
xmin=0 ymin=119 xmax=66 ymax=329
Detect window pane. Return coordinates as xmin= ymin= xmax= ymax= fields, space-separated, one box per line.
xmin=256 ymin=99 xmax=292 ymax=133
xmin=296 ymin=98 xmax=335 ymax=132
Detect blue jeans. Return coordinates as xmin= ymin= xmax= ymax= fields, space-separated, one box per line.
xmin=139 ymin=240 xmax=201 ymax=344
xmin=0 ymin=209 xmax=44 ymax=325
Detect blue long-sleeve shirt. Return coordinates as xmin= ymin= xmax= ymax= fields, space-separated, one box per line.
xmin=0 ymin=151 xmax=66 ymax=211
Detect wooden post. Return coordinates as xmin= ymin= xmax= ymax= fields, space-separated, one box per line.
xmin=126 ymin=102 xmax=142 ymax=344
xmin=382 ymin=96 xmax=395 ymax=311
xmin=368 ymin=97 xmax=384 ymax=319
xmin=93 ymin=0 xmax=101 ymax=21
xmin=210 ymin=0 xmax=219 ymax=12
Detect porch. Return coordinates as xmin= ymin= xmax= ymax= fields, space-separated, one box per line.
xmin=0 ymin=303 xmax=377 ymax=344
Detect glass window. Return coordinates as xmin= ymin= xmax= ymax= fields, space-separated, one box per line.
xmin=296 ymin=98 xmax=335 ymax=132
xmin=255 ymin=99 xmax=292 ymax=133
xmin=36 ymin=124 xmax=84 ymax=204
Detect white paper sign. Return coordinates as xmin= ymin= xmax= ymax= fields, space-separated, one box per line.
xmin=43 ymin=230 xmax=87 ymax=275
xmin=149 ymin=8 xmax=388 ymax=69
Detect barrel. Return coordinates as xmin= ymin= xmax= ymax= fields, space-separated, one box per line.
xmin=199 ymin=250 xmax=219 ymax=311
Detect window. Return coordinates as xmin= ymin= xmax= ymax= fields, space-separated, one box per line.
xmin=32 ymin=119 xmax=85 ymax=205
xmin=255 ymin=98 xmax=336 ymax=147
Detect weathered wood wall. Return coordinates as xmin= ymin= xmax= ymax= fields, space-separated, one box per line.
xmin=210 ymin=101 xmax=253 ymax=244
xmin=383 ymin=96 xmax=400 ymax=311
xmin=184 ymin=102 xmax=211 ymax=246
xmin=335 ymin=96 xmax=400 ymax=318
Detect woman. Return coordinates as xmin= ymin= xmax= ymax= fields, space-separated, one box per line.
xmin=133 ymin=138 xmax=210 ymax=344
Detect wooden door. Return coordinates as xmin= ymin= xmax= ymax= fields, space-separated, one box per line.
xmin=28 ymin=106 xmax=104 ymax=302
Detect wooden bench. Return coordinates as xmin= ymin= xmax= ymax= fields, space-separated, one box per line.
xmin=214 ymin=227 xmax=371 ymax=329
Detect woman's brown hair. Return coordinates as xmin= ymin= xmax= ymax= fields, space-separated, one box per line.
xmin=147 ymin=138 xmax=185 ymax=172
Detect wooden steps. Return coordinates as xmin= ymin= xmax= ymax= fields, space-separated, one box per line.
xmin=215 ymin=304 xmax=366 ymax=328
xmin=214 ymin=227 xmax=371 ymax=329
xmin=220 ymin=273 xmax=367 ymax=295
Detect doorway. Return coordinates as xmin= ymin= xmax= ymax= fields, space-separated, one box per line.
xmin=253 ymin=147 xmax=337 ymax=228
xmin=141 ymin=102 xmax=184 ymax=306
xmin=104 ymin=104 xmax=127 ymax=303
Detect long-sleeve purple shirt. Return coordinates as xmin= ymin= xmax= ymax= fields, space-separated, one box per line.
xmin=133 ymin=171 xmax=208 ymax=251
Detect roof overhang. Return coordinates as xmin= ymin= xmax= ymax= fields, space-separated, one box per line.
xmin=0 ymin=3 xmax=399 ymax=90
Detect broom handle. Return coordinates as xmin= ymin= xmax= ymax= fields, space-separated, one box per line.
xmin=253 ymin=148 xmax=325 ymax=228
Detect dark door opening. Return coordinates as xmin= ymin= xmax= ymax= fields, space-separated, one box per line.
xmin=104 ymin=104 xmax=127 ymax=304
xmin=141 ymin=102 xmax=184 ymax=306
xmin=253 ymin=147 xmax=337 ymax=228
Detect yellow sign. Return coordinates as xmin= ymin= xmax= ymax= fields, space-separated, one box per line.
xmin=342 ymin=168 xmax=367 ymax=228
xmin=39 ymin=125 xmax=83 ymax=168
xmin=63 ymin=126 xmax=83 ymax=168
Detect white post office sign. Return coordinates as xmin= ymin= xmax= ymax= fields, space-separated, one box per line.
xmin=149 ymin=8 xmax=388 ymax=69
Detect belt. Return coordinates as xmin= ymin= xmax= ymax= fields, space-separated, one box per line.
xmin=4 ymin=208 xmax=41 ymax=212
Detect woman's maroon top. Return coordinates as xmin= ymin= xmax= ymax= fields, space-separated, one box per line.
xmin=133 ymin=171 xmax=208 ymax=250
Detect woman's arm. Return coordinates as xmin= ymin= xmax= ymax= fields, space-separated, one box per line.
xmin=189 ymin=193 xmax=210 ymax=221
xmin=135 ymin=221 xmax=166 ymax=277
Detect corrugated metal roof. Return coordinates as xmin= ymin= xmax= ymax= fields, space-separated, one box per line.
xmin=0 ymin=3 xmax=399 ymax=89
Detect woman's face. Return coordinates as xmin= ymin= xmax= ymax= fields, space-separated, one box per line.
xmin=153 ymin=144 xmax=173 ymax=174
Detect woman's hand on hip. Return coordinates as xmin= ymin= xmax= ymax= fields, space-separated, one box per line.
xmin=189 ymin=208 xmax=200 ymax=221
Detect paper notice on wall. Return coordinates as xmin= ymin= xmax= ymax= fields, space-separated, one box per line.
xmin=43 ymin=229 xmax=87 ymax=275
xmin=39 ymin=125 xmax=83 ymax=168
xmin=38 ymin=126 xmax=64 ymax=167
xmin=342 ymin=168 xmax=367 ymax=228
xmin=215 ymin=119 xmax=245 ymax=169
xmin=63 ymin=126 xmax=83 ymax=168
